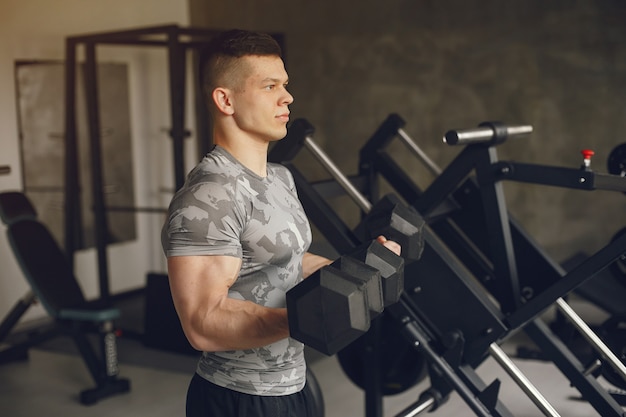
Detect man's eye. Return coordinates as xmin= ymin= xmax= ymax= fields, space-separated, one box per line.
xmin=265 ymin=85 xmax=275 ymax=90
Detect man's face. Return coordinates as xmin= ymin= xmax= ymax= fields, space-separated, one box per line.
xmin=229 ymin=55 xmax=294 ymax=143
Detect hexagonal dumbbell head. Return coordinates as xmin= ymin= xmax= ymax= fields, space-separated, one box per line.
xmin=333 ymin=255 xmax=384 ymax=319
xmin=349 ymin=240 xmax=404 ymax=306
xmin=286 ymin=264 xmax=370 ymax=356
xmin=354 ymin=194 xmax=425 ymax=261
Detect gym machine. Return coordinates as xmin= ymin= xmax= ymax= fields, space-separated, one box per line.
xmin=357 ymin=114 xmax=626 ymax=414
xmin=582 ymin=141 xmax=626 ymax=398
xmin=606 ymin=142 xmax=626 ymax=294
xmin=270 ymin=121 xmax=566 ymax=417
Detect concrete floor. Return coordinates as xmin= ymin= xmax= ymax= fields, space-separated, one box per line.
xmin=0 ymin=331 xmax=623 ymax=417
xmin=0 ymin=294 xmax=623 ymax=417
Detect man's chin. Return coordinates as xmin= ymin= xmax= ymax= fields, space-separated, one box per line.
xmin=271 ymin=127 xmax=289 ymax=142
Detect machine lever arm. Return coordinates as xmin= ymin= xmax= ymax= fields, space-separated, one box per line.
xmin=444 ymin=121 xmax=533 ymax=146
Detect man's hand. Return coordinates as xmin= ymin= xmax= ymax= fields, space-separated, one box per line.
xmin=376 ymin=235 xmax=401 ymax=256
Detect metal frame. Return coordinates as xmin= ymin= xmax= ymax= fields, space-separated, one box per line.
xmin=358 ymin=114 xmax=626 ymax=416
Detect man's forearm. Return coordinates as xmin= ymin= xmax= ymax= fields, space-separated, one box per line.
xmin=302 ymin=252 xmax=333 ymax=279
xmin=183 ymin=297 xmax=290 ymax=352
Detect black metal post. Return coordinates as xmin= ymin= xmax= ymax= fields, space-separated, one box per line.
xmin=84 ymin=42 xmax=111 ymax=302
xmin=473 ymin=147 xmax=521 ymax=313
xmin=64 ymin=38 xmax=81 ymax=264
xmin=193 ymin=47 xmax=211 ymax=158
xmin=167 ymin=26 xmax=187 ymax=191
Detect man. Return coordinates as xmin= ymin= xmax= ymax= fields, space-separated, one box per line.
xmin=161 ymin=29 xmax=400 ymax=416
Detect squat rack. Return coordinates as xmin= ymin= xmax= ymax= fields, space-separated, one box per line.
xmin=63 ymin=24 xmax=217 ymax=301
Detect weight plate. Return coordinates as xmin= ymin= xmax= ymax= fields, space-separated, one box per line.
xmin=337 ymin=313 xmax=427 ymax=396
xmin=607 ymin=143 xmax=626 ymax=196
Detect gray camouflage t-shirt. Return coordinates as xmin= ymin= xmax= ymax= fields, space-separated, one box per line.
xmin=161 ymin=145 xmax=312 ymax=396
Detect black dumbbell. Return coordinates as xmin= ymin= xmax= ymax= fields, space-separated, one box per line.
xmin=354 ymin=193 xmax=425 ymax=263
xmin=287 ymin=237 xmax=406 ymax=355
xmin=352 ymin=193 xmax=422 ymax=306
xmin=287 ymin=253 xmax=382 ymax=355
xmin=286 ymin=234 xmax=412 ymax=356
xmin=349 ymin=238 xmax=404 ymax=307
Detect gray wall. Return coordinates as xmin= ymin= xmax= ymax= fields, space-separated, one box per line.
xmin=189 ymin=0 xmax=626 ymax=262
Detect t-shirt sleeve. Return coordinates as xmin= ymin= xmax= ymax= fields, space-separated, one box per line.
xmin=161 ymin=180 xmax=245 ymax=258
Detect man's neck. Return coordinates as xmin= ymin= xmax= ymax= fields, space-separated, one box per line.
xmin=214 ymin=135 xmax=269 ymax=178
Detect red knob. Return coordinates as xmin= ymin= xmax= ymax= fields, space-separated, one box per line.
xmin=581 ymin=149 xmax=594 ymax=170
xmin=581 ymin=149 xmax=595 ymax=160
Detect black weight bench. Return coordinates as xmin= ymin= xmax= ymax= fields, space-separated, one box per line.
xmin=0 ymin=191 xmax=130 ymax=405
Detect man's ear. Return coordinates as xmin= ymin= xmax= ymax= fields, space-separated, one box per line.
xmin=212 ymin=87 xmax=234 ymax=115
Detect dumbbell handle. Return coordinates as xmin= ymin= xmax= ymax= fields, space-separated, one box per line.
xmin=443 ymin=123 xmax=533 ymax=146
xmin=303 ymin=135 xmax=373 ymax=213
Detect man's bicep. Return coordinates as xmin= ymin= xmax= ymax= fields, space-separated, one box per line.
xmin=167 ymin=255 xmax=242 ymax=316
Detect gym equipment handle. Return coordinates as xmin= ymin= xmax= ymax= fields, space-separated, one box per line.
xmin=444 ymin=122 xmax=533 ymax=146
xmin=555 ymin=298 xmax=626 ymax=381
xmin=303 ymin=136 xmax=373 ymax=213
xmin=395 ymin=394 xmax=436 ymax=416
xmin=488 ymin=343 xmax=561 ymax=417
xmin=397 ymin=129 xmax=442 ymax=177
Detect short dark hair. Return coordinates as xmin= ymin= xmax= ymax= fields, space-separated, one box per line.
xmin=201 ymin=29 xmax=283 ymax=94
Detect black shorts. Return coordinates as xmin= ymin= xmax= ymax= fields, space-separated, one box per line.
xmin=186 ymin=373 xmax=319 ymax=417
